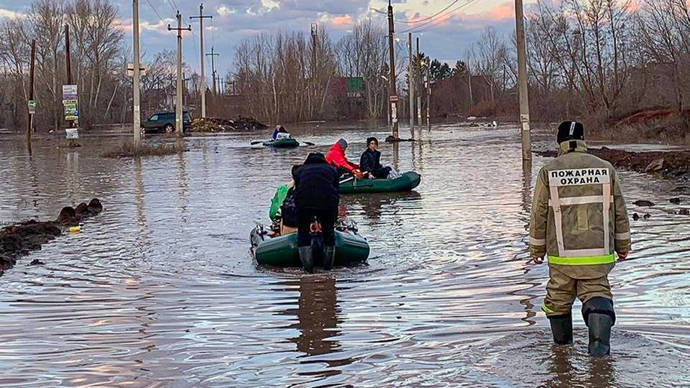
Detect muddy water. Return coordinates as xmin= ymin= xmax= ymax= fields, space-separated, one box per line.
xmin=0 ymin=123 xmax=688 ymax=387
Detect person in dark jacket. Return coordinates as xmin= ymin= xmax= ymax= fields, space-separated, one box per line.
xmin=294 ymin=152 xmax=340 ymax=272
xmin=359 ymin=137 xmax=394 ymax=178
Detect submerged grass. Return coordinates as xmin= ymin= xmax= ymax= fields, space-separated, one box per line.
xmin=102 ymin=141 xmax=187 ymax=158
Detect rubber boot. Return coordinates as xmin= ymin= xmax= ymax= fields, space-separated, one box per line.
xmin=298 ymin=246 xmax=314 ymax=273
xmin=548 ymin=314 xmax=573 ymax=345
xmin=323 ymin=246 xmax=335 ymax=271
xmin=587 ymin=313 xmax=612 ymax=356
xmin=582 ymin=297 xmax=615 ymax=357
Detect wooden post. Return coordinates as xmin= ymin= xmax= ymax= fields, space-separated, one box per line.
xmin=27 ymin=39 xmax=36 ymax=149
xmin=387 ymin=0 xmax=398 ymax=139
xmin=408 ymin=32 xmax=414 ymax=137
xmin=515 ymin=0 xmax=532 ymax=161
xmin=133 ymin=0 xmax=142 ymax=148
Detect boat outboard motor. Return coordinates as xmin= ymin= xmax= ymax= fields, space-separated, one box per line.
xmin=582 ymin=297 xmax=615 ymax=356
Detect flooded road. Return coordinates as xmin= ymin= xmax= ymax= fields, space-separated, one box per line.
xmin=0 ymin=123 xmax=688 ymax=386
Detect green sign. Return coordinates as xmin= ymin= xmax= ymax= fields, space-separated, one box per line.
xmin=28 ymin=100 xmax=36 ymax=114
xmin=346 ymin=77 xmax=364 ymax=95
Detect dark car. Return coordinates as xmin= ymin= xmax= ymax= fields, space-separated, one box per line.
xmin=142 ymin=111 xmax=191 ymax=133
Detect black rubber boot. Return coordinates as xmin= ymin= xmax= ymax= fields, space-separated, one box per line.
xmin=298 ymin=246 xmax=314 ymax=273
xmin=548 ymin=313 xmax=573 ymax=345
xmin=323 ymin=246 xmax=335 ymax=270
xmin=582 ymin=297 xmax=615 ymax=357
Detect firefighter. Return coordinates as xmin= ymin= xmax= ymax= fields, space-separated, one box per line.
xmin=529 ymin=121 xmax=631 ymax=356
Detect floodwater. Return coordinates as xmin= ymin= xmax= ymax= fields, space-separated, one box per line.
xmin=0 ymin=122 xmax=688 ymax=387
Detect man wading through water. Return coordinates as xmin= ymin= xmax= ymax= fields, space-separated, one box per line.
xmin=529 ymin=121 xmax=632 ymax=356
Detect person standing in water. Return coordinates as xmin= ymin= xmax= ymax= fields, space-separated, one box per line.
xmin=529 ymin=121 xmax=631 ymax=356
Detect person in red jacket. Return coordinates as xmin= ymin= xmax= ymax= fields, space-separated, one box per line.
xmin=325 ymin=139 xmax=363 ymax=177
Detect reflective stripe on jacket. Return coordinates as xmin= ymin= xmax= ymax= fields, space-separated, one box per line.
xmin=529 ymin=140 xmax=631 ymax=279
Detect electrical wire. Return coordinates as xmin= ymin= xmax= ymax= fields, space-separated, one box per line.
xmin=144 ymin=0 xmax=166 ymax=25
xmin=401 ymin=0 xmax=479 ymax=33
xmin=371 ymin=0 xmax=462 ymax=25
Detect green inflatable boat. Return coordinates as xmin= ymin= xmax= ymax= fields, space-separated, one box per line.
xmin=263 ymin=138 xmax=299 ymax=148
xmin=250 ymin=225 xmax=370 ymax=267
xmin=339 ymin=171 xmax=421 ymax=194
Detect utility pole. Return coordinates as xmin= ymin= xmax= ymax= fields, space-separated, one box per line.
xmin=515 ymin=0 xmax=531 ymax=160
xmin=64 ymin=24 xmax=74 ymax=129
xmin=132 ymin=0 xmax=142 ymax=148
xmin=190 ymin=3 xmax=212 ymax=119
xmin=311 ymin=23 xmax=318 ymax=116
xmin=168 ymin=11 xmax=191 ymax=137
xmin=387 ymin=0 xmax=399 ymax=139
xmin=426 ymin=57 xmax=431 ymax=130
xmin=206 ymin=46 xmax=219 ymax=95
xmin=27 ymin=39 xmax=36 ymax=149
xmin=416 ymin=37 xmax=422 ymax=127
xmin=408 ymin=32 xmax=414 ymax=136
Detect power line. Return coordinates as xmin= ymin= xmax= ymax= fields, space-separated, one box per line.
xmin=401 ymin=0 xmax=479 ymax=33
xmin=371 ymin=0 xmax=462 ymax=25
xmin=144 ymin=0 xmax=166 ymax=24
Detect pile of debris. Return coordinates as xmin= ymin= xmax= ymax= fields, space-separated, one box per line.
xmin=0 ymin=198 xmax=103 ymax=274
xmin=189 ymin=116 xmax=267 ymax=133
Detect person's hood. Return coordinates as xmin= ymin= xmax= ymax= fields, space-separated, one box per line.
xmin=558 ymin=139 xmax=587 ymax=156
xmin=304 ymin=152 xmax=328 ymax=164
xmin=328 ymin=142 xmax=345 ymax=154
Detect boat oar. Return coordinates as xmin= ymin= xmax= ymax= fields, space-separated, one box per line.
xmin=301 ymin=141 xmax=315 ymax=146
xmin=250 ymin=140 xmax=264 ymax=145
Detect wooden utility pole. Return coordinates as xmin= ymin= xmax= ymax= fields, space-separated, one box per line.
xmin=190 ymin=3 xmax=212 ymax=119
xmin=515 ymin=0 xmax=531 ymax=160
xmin=426 ymin=57 xmax=431 ymax=130
xmin=387 ymin=0 xmax=399 ymax=139
xmin=206 ymin=46 xmax=219 ymax=95
xmin=408 ymin=32 xmax=414 ymax=136
xmin=27 ymin=39 xmax=36 ymax=148
xmin=311 ymin=23 xmax=318 ymax=116
xmin=168 ymin=11 xmax=191 ymax=137
xmin=416 ymin=37 xmax=422 ymax=127
xmin=133 ymin=0 xmax=142 ymax=148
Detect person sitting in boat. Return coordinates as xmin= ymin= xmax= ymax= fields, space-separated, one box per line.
xmin=269 ymin=165 xmax=300 ymax=235
xmin=272 ymin=125 xmax=291 ymax=140
xmin=294 ymin=152 xmax=340 ymax=272
xmin=359 ymin=137 xmax=398 ymax=179
xmin=325 ymin=138 xmax=364 ymax=178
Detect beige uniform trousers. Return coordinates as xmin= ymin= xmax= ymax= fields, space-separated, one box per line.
xmin=542 ymin=266 xmax=612 ymax=316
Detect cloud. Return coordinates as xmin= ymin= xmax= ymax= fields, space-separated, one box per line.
xmin=217 ymin=6 xmax=236 ymax=17
xmin=0 ymin=8 xmax=24 ymax=19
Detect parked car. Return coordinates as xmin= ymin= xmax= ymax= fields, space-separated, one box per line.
xmin=142 ymin=111 xmax=191 ymax=133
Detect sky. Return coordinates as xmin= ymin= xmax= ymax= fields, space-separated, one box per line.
xmin=0 ymin=0 xmax=537 ymax=77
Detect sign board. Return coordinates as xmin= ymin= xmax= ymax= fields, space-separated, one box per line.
xmin=389 ymin=95 xmax=399 ymax=103
xmin=62 ymin=85 xmax=79 ymax=122
xmin=62 ymin=85 xmax=77 ymax=99
xmin=65 ymin=128 xmax=79 ymax=139
xmin=27 ymin=100 xmax=36 ymax=115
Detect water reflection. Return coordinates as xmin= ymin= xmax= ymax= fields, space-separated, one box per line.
xmin=292 ymin=275 xmax=341 ymax=357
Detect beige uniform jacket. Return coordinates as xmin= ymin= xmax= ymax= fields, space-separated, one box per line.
xmin=529 ymin=140 xmax=631 ymax=279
